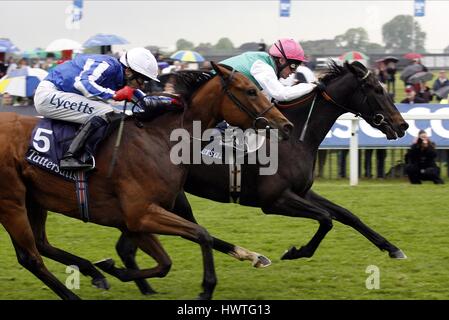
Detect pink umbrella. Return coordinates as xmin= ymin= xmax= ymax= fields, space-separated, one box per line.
xmin=403 ymin=53 xmax=423 ymax=60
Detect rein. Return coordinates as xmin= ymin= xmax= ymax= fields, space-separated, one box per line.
xmin=219 ymin=69 xmax=274 ymax=129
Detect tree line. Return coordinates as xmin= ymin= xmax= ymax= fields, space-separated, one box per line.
xmin=165 ymin=15 xmax=446 ymax=55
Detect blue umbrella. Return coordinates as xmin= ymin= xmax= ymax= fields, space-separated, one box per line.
xmin=83 ymin=34 xmax=129 ymax=47
xmin=0 ymin=39 xmax=20 ymax=53
xmin=170 ymin=50 xmax=205 ymax=63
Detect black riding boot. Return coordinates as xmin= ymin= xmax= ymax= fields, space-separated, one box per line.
xmin=59 ymin=116 xmax=109 ymax=171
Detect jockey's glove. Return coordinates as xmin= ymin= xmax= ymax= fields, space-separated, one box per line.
xmin=113 ymin=86 xmax=135 ymax=102
xmin=314 ymin=81 xmax=326 ymax=93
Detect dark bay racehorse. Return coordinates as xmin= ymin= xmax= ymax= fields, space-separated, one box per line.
xmin=0 ymin=63 xmax=293 ymax=300
xmin=102 ymin=61 xmax=410 ymax=294
xmin=25 ymin=61 xmax=410 ymax=296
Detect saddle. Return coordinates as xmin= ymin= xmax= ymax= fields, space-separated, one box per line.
xmin=26 ymin=117 xmax=119 ymax=222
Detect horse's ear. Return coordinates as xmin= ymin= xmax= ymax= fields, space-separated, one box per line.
xmin=210 ymin=61 xmax=224 ymax=77
xmin=347 ymin=60 xmax=367 ymax=77
xmin=351 ymin=60 xmax=368 ymax=72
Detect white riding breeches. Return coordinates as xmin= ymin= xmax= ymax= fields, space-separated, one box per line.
xmin=34 ymin=80 xmax=114 ymax=124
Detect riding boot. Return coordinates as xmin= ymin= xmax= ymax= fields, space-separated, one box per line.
xmin=59 ymin=116 xmax=109 ymax=171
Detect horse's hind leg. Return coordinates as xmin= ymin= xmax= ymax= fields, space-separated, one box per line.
xmin=115 ymin=232 xmax=157 ymax=295
xmin=305 ymin=190 xmax=406 ymax=259
xmin=262 ymin=188 xmax=334 ymax=260
xmin=0 ymin=205 xmax=80 ymax=300
xmin=26 ymin=200 xmax=110 ymax=289
xmin=95 ymin=232 xmax=172 ymax=283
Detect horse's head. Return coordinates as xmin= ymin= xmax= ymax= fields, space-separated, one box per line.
xmin=210 ymin=62 xmax=293 ymax=140
xmin=323 ymin=61 xmax=408 ymax=139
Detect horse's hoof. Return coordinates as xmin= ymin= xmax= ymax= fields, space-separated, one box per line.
xmin=389 ymin=249 xmax=407 ymax=259
xmin=94 ymin=258 xmax=116 ymax=271
xmin=92 ymin=277 xmax=110 ymax=290
xmin=196 ymin=292 xmax=212 ymax=300
xmin=253 ymin=254 xmax=272 ymax=268
xmin=142 ymin=289 xmax=157 ymax=295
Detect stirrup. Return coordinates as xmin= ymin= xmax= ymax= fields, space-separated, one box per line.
xmin=60 ymin=157 xmax=93 ymax=171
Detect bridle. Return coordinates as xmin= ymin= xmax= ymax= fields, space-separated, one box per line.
xmin=320 ymin=69 xmax=387 ymax=126
xmin=217 ymin=67 xmax=275 ymax=130
xmin=279 ymin=68 xmax=386 ymax=141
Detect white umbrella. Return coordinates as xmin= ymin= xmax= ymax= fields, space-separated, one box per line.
xmin=46 ymin=39 xmax=82 ymax=52
xmin=0 ymin=67 xmax=48 ymax=97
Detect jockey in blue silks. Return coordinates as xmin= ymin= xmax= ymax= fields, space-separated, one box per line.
xmin=34 ymin=47 xmax=181 ymax=171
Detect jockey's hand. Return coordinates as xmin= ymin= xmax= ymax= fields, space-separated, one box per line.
xmin=314 ymin=81 xmax=326 ymax=93
xmin=113 ymin=86 xmax=135 ymax=102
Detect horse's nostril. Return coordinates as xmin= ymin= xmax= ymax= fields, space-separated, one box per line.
xmin=400 ymin=122 xmax=409 ymax=131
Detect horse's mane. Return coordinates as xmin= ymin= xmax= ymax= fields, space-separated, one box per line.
xmin=164 ymin=70 xmax=215 ymax=101
xmin=319 ymin=60 xmax=348 ymax=85
xmin=320 ymin=59 xmax=377 ymax=87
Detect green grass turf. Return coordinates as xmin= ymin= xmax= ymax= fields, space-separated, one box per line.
xmin=1 ymin=180 xmax=449 ymax=300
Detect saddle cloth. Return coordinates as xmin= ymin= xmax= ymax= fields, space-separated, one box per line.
xmin=25 ymin=118 xmax=109 ymax=181
xmin=201 ymin=126 xmax=266 ymax=161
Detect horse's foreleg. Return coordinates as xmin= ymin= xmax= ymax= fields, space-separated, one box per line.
xmin=262 ymin=189 xmax=333 ymax=260
xmin=174 ymin=191 xmax=271 ymax=268
xmin=305 ymin=190 xmax=406 ymax=259
xmin=26 ymin=201 xmax=110 ymax=290
xmin=123 ymin=203 xmax=216 ymax=300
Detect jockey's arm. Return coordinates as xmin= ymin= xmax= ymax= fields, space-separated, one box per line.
xmin=250 ymin=59 xmax=316 ymax=102
xmin=131 ymin=89 xmax=181 ymax=110
xmin=74 ymin=60 xmax=117 ymax=101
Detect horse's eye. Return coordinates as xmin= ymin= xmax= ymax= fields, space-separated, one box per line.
xmin=247 ymin=89 xmax=257 ymax=96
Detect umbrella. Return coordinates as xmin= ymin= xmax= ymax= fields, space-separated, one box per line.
xmin=170 ymin=50 xmax=205 ymax=63
xmin=338 ymin=51 xmax=369 ymax=62
xmin=83 ymin=34 xmax=129 ymax=47
xmin=407 ymin=71 xmax=433 ymax=84
xmin=434 ymin=86 xmax=449 ymax=100
xmin=400 ymin=64 xmax=425 ymax=81
xmin=403 ymin=52 xmax=423 ymax=60
xmin=46 ymin=39 xmax=82 ymax=52
xmin=383 ymin=56 xmax=399 ymax=64
xmin=22 ymin=48 xmax=47 ymax=59
xmin=157 ymin=61 xmax=169 ymax=69
xmin=0 ymin=39 xmax=20 ymax=53
xmin=0 ymin=67 xmax=48 ymax=97
xmin=376 ymin=56 xmax=399 ymax=64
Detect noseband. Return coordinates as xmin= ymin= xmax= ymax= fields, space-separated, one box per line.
xmin=218 ymin=68 xmax=275 ymax=129
xmin=321 ymin=69 xmax=385 ymax=126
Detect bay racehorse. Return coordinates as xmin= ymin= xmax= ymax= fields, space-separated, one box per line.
xmin=0 ymin=62 xmax=293 ymax=300
xmin=24 ymin=61 xmax=409 ymax=296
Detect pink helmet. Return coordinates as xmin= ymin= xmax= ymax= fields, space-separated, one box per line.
xmin=269 ymin=38 xmax=307 ymax=62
